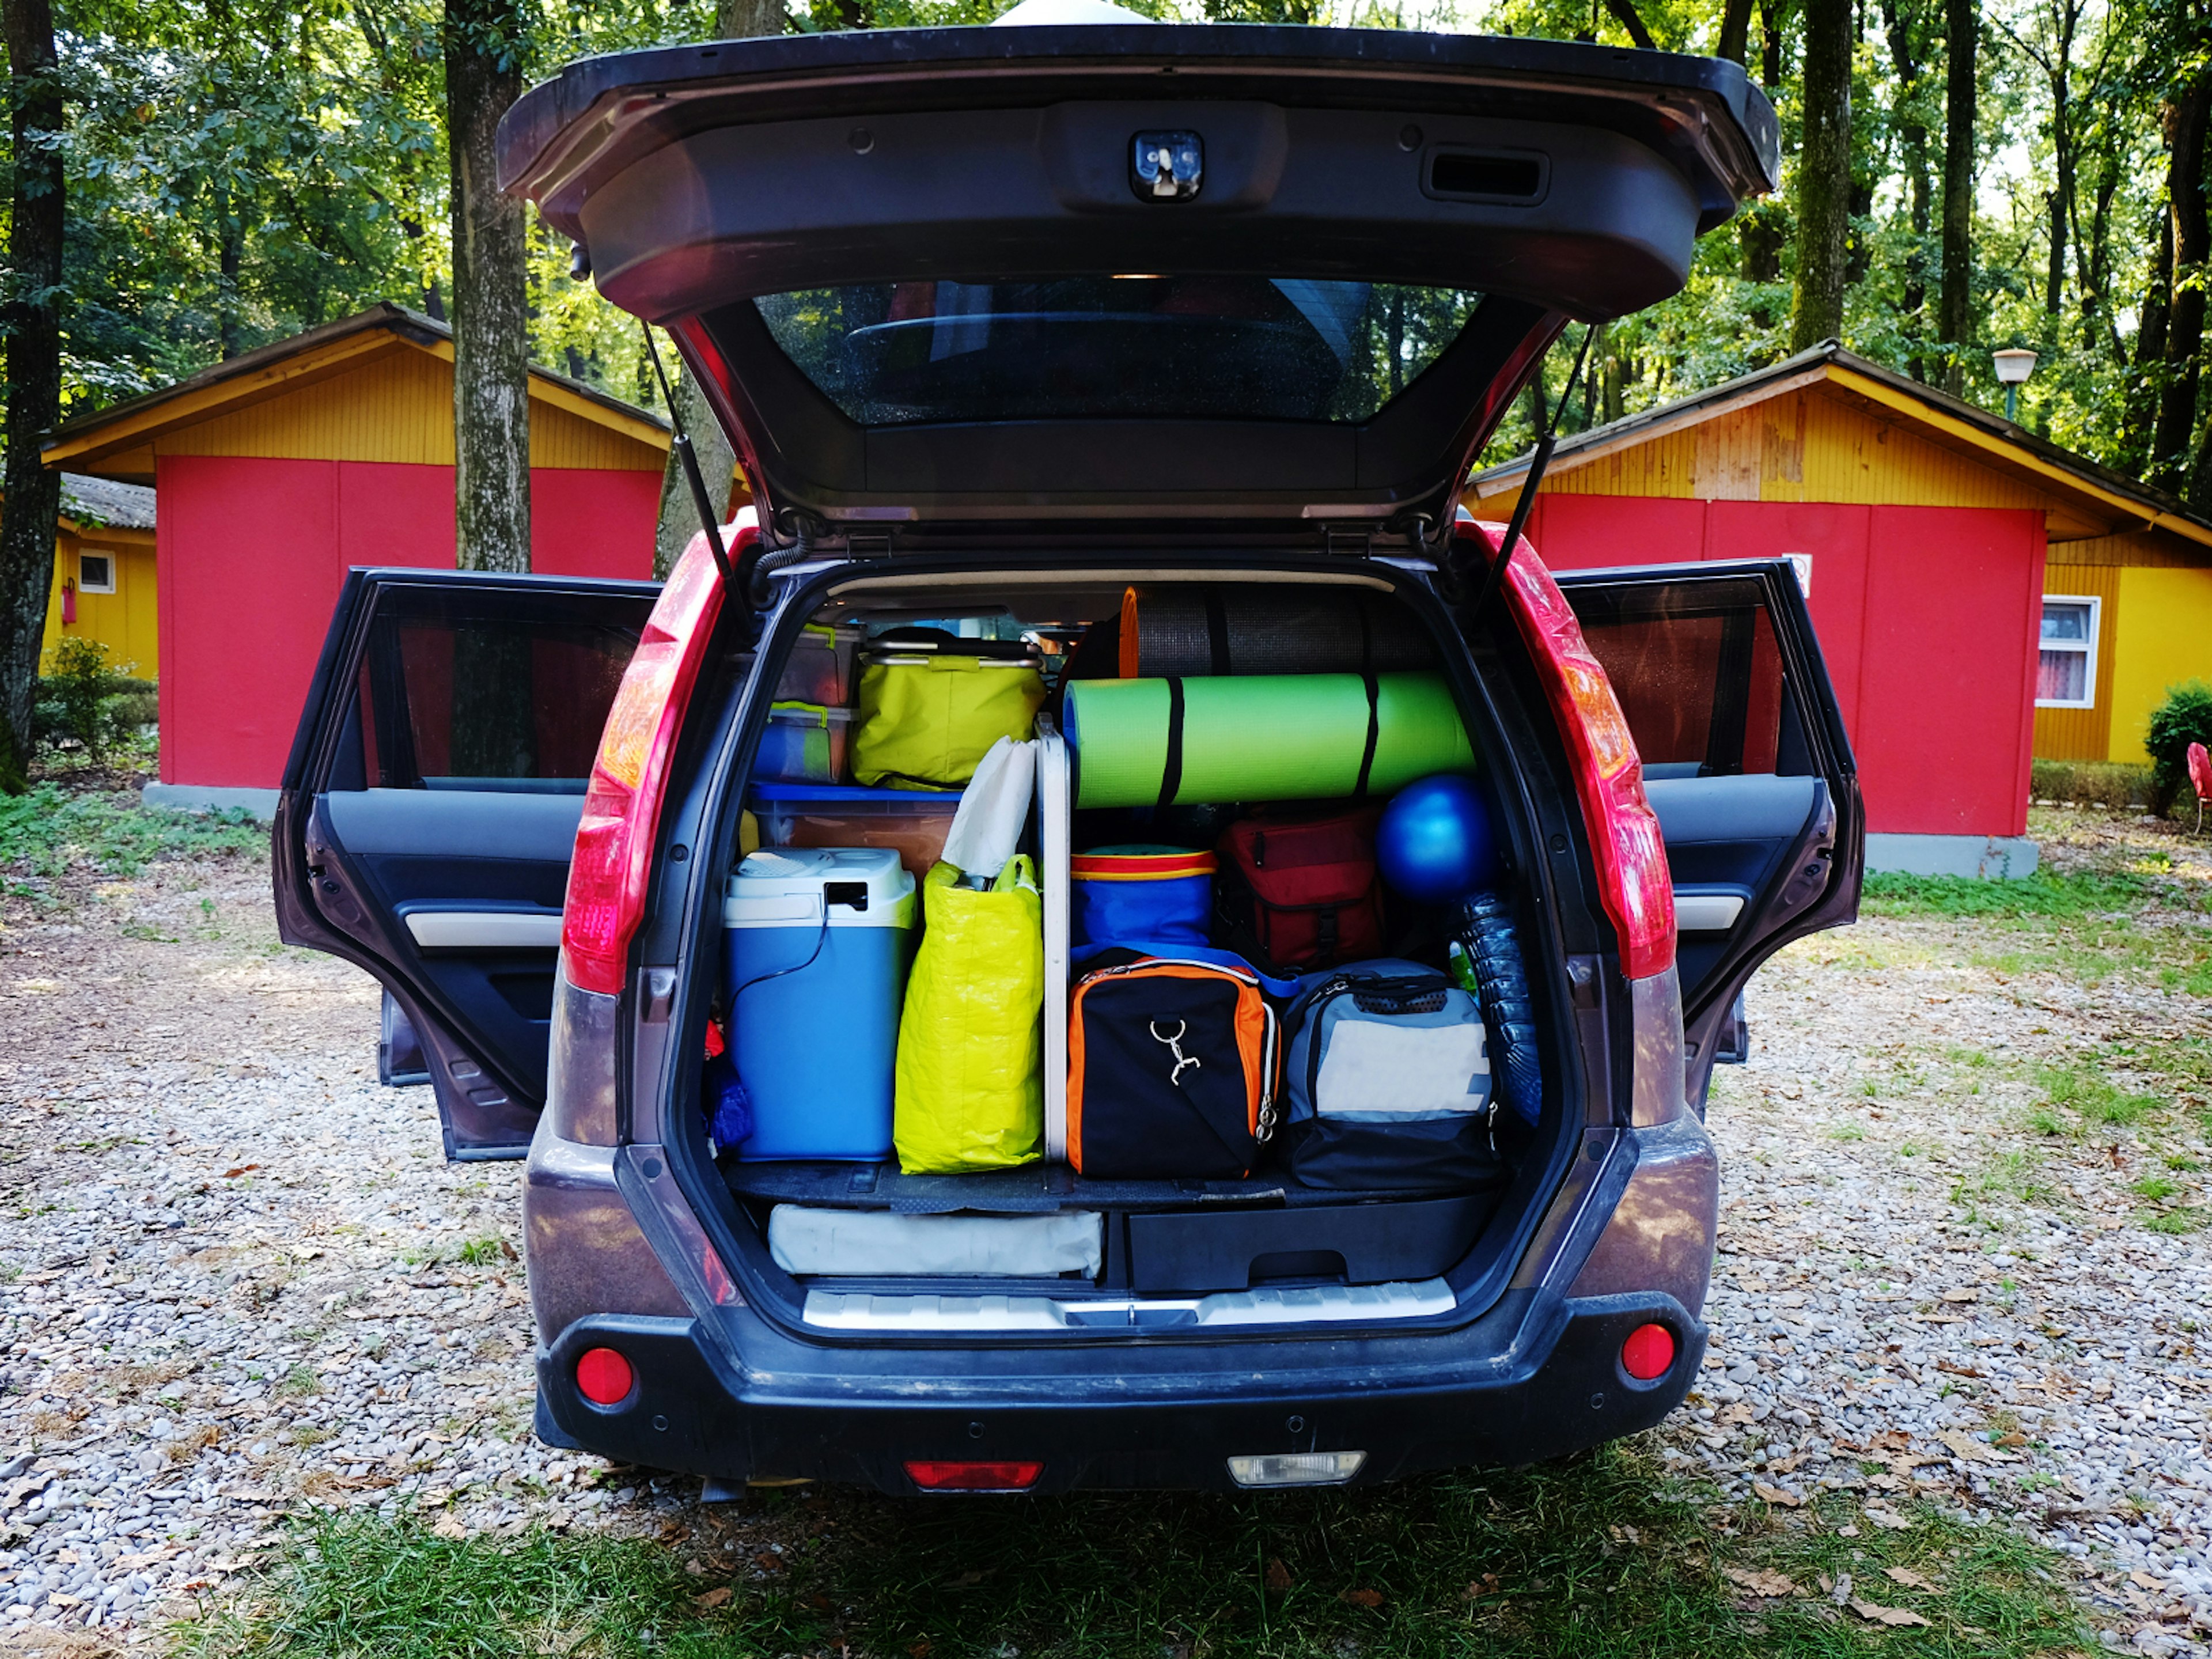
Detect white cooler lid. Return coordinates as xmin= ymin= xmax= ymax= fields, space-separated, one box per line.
xmin=724 ymin=847 xmax=916 ymax=928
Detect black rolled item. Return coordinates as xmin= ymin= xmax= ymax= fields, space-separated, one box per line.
xmin=1118 ymin=586 xmax=1435 ymax=679
xmin=1459 ymin=892 xmax=1543 ymax=1125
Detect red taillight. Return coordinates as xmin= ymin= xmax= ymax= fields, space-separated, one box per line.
xmin=562 ymin=517 xmax=756 ymax=995
xmin=1471 ymin=526 xmax=1675 ymax=980
xmin=1620 ymin=1322 xmax=1676 ymax=1380
xmin=575 ymin=1346 xmax=635 ymax=1405
xmin=903 ymin=1460 xmax=1044 ymax=1492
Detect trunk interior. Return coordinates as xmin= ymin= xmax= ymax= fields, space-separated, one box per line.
xmin=677 ymin=563 xmax=1579 ymax=1334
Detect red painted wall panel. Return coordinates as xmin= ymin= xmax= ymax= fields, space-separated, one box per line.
xmin=1519 ymin=494 xmax=1710 ymax=570
xmin=162 ymin=458 xmax=661 ymax=788
xmin=338 ymin=461 xmax=456 ymax=569
xmin=1514 ymin=491 xmax=2043 ymax=839
xmin=1700 ymin=502 xmax=1873 ymax=740
xmin=158 ymin=455 xmax=341 ymax=787
xmin=1855 ymin=505 xmax=2044 ymax=838
xmin=532 ymin=467 xmax=659 ymax=580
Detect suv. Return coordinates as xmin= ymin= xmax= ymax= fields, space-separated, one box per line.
xmin=274 ymin=21 xmax=1861 ymax=1495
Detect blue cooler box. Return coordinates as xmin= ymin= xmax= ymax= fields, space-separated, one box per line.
xmin=722 ymin=847 xmax=917 ymax=1161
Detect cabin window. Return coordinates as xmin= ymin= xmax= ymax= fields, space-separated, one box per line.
xmin=77 ymin=551 xmax=115 ymax=595
xmin=2037 ymin=596 xmax=2099 ymax=709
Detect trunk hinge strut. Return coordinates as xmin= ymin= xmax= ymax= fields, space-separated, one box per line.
xmin=1463 ymin=322 xmax=1598 ymax=628
xmin=641 ymin=321 xmax=764 ymax=645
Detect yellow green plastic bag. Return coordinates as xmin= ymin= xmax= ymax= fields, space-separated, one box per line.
xmin=893 ymin=857 xmax=1043 ymax=1173
xmin=853 ymin=656 xmax=1044 ymax=790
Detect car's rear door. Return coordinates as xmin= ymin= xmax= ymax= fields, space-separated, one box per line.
xmin=274 ymin=569 xmax=660 ymax=1158
xmin=1555 ymin=560 xmax=1861 ymax=1105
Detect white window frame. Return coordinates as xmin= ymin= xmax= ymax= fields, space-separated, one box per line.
xmin=75 ymin=550 xmax=116 ymax=595
xmin=2036 ymin=594 xmax=2100 ymax=710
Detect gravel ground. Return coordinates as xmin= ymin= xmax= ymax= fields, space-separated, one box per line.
xmin=0 ymin=806 xmax=2207 ymax=1653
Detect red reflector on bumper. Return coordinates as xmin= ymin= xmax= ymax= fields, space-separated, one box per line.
xmin=576 ymin=1346 xmax=635 ymax=1406
xmin=1621 ymin=1323 xmax=1676 ymax=1380
xmin=903 ymin=1460 xmax=1043 ymax=1492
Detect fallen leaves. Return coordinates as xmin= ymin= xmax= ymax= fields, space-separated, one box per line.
xmin=1339 ymin=1588 xmax=1385 ymax=1608
xmin=1883 ymin=1566 xmax=1937 ymax=1591
xmin=1849 ymin=1599 xmax=1933 ymax=1627
xmin=1263 ymin=1558 xmax=1293 ymax=1592
xmin=221 ymin=1164 xmax=262 ymax=1179
xmin=1462 ymin=1573 xmax=1502 ymax=1601
xmin=1751 ymin=1480 xmax=1803 ymax=1507
xmin=692 ymin=1586 xmax=733 ymax=1610
xmin=1861 ymin=1505 xmax=1915 ymax=1532
xmin=1940 ymin=1287 xmax=1980 ymax=1304
xmin=1721 ymin=1566 xmax=1800 ymax=1597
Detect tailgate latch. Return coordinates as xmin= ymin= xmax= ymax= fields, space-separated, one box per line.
xmin=1131 ymin=131 xmax=1203 ymax=201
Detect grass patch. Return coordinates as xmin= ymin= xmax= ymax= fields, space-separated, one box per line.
xmin=0 ymin=783 xmax=262 ymax=882
xmin=1861 ymin=869 xmax=2152 ymax=920
xmin=1858 ymin=869 xmax=2212 ymax=989
xmin=179 ymin=1449 xmax=2088 ymax=1659
xmin=2036 ymin=1062 xmax=2161 ymax=1128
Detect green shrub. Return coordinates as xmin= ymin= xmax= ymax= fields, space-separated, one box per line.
xmin=2145 ymin=680 xmax=2212 ymax=815
xmin=2031 ymin=757 xmax=2153 ymax=810
xmin=32 ymin=637 xmax=154 ymax=758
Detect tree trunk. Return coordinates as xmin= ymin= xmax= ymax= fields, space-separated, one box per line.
xmin=0 ymin=0 xmax=65 ymax=793
xmin=1602 ymin=0 xmax=1658 ymax=50
xmin=446 ymin=0 xmax=531 ymax=574
xmin=717 ymin=0 xmax=786 ymax=32
xmin=1937 ymin=0 xmax=1976 ymax=392
xmin=214 ymin=179 xmax=245 ymax=358
xmin=652 ymin=0 xmax=783 ymax=576
xmin=1882 ymin=0 xmax=1932 ymax=374
xmin=2154 ymin=71 xmax=2212 ymax=492
xmin=1789 ymin=0 xmax=1851 ymax=350
xmin=2045 ymin=57 xmax=2073 ymax=315
xmin=1718 ymin=0 xmax=1756 ymax=62
xmin=2128 ymin=203 xmax=2173 ymax=474
xmin=1760 ymin=0 xmax=1785 ymax=85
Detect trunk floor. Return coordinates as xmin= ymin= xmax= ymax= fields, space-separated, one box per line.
xmin=719 ymin=1160 xmax=1468 ymax=1213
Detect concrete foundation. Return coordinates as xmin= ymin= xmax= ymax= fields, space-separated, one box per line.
xmin=142 ymin=783 xmax=281 ymax=821
xmin=1863 ymin=832 xmax=2040 ymax=880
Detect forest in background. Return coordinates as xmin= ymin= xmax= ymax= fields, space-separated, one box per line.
xmin=5 ymin=0 xmax=2207 ymax=490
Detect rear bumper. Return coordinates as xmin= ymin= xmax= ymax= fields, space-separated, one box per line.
xmin=533 ymin=1289 xmax=1704 ymax=1493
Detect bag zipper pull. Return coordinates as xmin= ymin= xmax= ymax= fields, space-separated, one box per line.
xmin=1149 ymin=1019 xmax=1201 ymax=1088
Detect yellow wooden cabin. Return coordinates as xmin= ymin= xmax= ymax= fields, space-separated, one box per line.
xmin=1466 ymin=342 xmax=2212 ymax=870
xmin=31 ymin=474 xmax=158 ymax=679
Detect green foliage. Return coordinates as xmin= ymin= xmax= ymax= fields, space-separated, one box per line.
xmin=0 ymin=784 xmax=262 ymax=882
xmin=2144 ymin=681 xmax=2212 ymax=815
xmin=1862 ymin=868 xmax=2151 ymax=919
xmin=33 ymin=635 xmax=152 ymax=758
xmin=2031 ymin=758 xmax=2154 ymax=811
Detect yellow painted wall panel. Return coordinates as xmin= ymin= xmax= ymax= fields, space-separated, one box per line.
xmin=2107 ymin=566 xmax=2212 ymax=764
xmin=2032 ymin=565 xmax=2119 ymax=761
xmin=1544 ymin=429 xmax=1699 ymax=498
xmin=41 ymin=539 xmax=160 ymax=679
xmin=152 ymin=347 xmax=665 ymax=471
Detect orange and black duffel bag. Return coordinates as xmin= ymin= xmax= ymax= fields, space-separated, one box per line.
xmin=1066 ymin=953 xmax=1280 ymax=1180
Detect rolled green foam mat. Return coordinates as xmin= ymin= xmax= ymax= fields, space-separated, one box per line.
xmin=1063 ymin=672 xmax=1475 ymax=809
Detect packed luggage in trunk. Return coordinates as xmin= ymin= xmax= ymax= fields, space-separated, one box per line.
xmin=705 ymin=574 xmax=1550 ymax=1310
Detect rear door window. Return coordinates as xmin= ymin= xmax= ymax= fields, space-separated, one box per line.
xmin=339 ymin=587 xmax=642 ymax=794
xmin=1565 ymin=577 xmax=1796 ymax=779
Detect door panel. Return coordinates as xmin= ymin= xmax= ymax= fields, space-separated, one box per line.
xmin=275 ymin=570 xmax=660 ymax=1159
xmin=1558 ymin=561 xmax=1861 ymax=1107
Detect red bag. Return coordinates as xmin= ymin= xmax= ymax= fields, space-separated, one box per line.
xmin=1213 ymin=806 xmax=1385 ymax=976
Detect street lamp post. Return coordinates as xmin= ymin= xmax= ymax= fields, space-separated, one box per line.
xmin=1993 ymin=348 xmax=2038 ymax=423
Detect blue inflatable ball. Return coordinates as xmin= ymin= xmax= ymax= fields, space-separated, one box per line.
xmin=1378 ymin=774 xmax=1499 ymax=902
